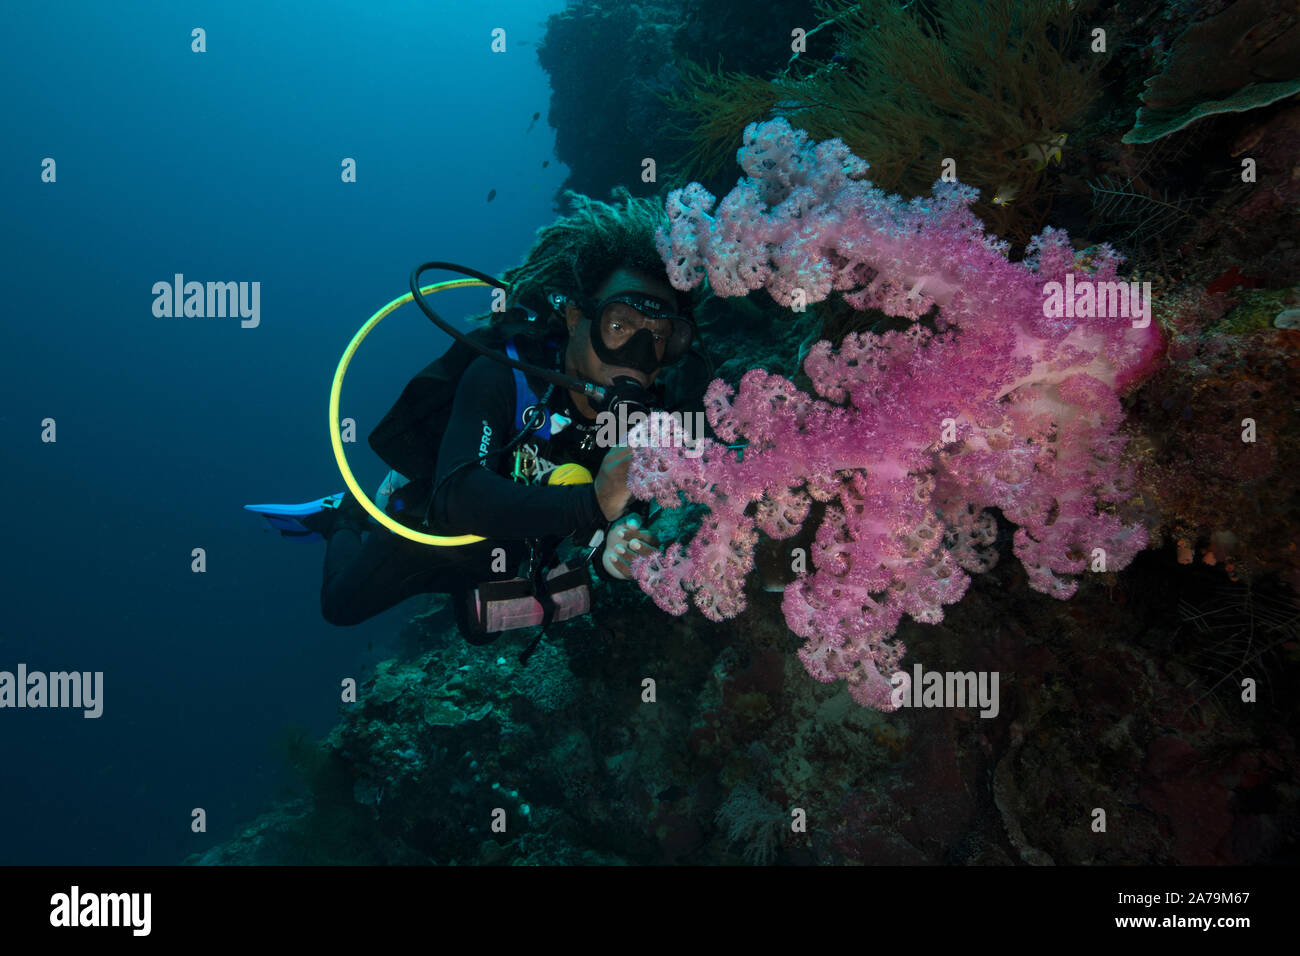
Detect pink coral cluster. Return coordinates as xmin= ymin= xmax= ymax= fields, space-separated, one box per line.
xmin=631 ymin=118 xmax=1164 ymax=710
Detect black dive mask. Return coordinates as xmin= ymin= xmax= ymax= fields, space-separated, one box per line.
xmin=593 ymin=325 xmax=661 ymax=375
xmin=553 ymin=290 xmax=695 ymax=376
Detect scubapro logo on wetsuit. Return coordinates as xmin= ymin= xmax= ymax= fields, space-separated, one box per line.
xmin=477 ymin=422 xmax=492 ymax=464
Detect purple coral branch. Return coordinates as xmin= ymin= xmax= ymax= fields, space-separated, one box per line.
xmin=630 ymin=118 xmax=1164 ymax=710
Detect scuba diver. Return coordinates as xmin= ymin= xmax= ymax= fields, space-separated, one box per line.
xmin=246 ymin=190 xmax=710 ymax=656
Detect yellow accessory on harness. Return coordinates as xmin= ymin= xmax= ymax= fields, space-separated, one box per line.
xmin=547 ymin=463 xmax=594 ymax=486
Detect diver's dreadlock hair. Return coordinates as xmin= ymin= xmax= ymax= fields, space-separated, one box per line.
xmin=499 ymin=187 xmax=690 ymax=332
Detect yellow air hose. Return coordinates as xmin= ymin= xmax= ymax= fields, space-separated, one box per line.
xmin=329 ymin=279 xmax=488 ymax=546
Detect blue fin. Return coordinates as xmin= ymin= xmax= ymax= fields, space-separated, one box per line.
xmin=244 ymin=493 xmax=344 ymax=540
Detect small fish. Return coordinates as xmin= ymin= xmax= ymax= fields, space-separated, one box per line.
xmin=541 ymin=160 xmax=549 ymax=168
xmin=990 ymin=184 xmax=1018 ymax=206
xmin=526 ymin=110 xmax=541 ymax=133
xmin=487 ymin=188 xmax=497 ymax=202
xmin=1022 ymin=132 xmax=1067 ymax=171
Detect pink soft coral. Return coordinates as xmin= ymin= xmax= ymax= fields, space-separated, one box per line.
xmin=631 ymin=118 xmax=1164 ymax=710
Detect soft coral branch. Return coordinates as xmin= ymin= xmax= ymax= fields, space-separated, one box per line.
xmin=634 ymin=118 xmax=1164 ymax=709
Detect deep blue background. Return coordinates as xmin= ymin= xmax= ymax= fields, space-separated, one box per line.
xmin=1 ymin=0 xmax=570 ymax=864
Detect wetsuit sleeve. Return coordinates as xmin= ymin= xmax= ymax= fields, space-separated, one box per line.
xmin=431 ymin=355 xmax=605 ymax=538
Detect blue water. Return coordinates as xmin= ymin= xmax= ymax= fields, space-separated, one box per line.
xmin=1 ymin=0 xmax=568 ymax=864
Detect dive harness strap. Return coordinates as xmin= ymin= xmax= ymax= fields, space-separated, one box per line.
xmin=420 ymin=337 xmax=555 ymax=529
xmin=463 ymin=352 xmax=589 ymax=660
xmin=506 ymin=338 xmax=553 ymax=442
xmin=521 ymin=535 xmax=560 ymax=664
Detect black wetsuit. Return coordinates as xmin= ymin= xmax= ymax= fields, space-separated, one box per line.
xmin=319 ymin=351 xmax=614 ymax=631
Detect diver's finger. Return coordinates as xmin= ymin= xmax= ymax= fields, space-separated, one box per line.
xmin=626 ymin=532 xmax=658 ymax=553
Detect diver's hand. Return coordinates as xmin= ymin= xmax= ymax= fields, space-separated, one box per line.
xmin=594 ymin=445 xmax=635 ymax=522
xmin=602 ymin=513 xmax=661 ymax=580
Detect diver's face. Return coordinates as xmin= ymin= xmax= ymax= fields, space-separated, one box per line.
xmin=564 ymin=267 xmax=676 ymax=389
